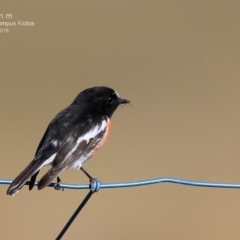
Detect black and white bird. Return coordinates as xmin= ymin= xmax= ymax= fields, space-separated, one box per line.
xmin=7 ymin=86 xmax=130 ymax=196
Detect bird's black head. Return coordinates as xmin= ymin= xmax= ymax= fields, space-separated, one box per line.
xmin=73 ymin=86 xmax=130 ymax=118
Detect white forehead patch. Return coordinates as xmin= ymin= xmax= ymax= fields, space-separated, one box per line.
xmin=114 ymin=91 xmax=120 ymax=98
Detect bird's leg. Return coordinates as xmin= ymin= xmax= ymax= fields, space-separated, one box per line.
xmin=80 ymin=167 xmax=101 ymax=192
xmin=80 ymin=167 xmax=94 ymax=180
xmin=54 ymin=176 xmax=64 ymax=191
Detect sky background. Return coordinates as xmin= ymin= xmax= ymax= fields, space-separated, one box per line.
xmin=1 ymin=1 xmax=240 ymax=239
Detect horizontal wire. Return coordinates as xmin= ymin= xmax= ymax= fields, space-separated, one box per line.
xmin=4 ymin=176 xmax=240 ymax=240
xmin=2 ymin=178 xmax=240 ymax=190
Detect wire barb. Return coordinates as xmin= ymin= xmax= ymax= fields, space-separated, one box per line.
xmin=90 ymin=178 xmax=101 ymax=192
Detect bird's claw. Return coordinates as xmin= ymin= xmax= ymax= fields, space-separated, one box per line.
xmin=54 ymin=177 xmax=64 ymax=191
xmin=54 ymin=183 xmax=64 ymax=191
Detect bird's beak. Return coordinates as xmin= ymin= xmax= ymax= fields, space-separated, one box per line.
xmin=118 ymin=98 xmax=130 ymax=104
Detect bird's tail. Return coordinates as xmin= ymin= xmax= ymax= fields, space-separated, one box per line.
xmin=38 ymin=167 xmax=63 ymax=190
xmin=7 ymin=160 xmax=43 ymax=196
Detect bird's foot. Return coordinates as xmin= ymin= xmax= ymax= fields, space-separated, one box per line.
xmin=54 ymin=177 xmax=64 ymax=191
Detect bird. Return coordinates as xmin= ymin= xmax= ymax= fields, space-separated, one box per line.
xmin=7 ymin=86 xmax=130 ymax=196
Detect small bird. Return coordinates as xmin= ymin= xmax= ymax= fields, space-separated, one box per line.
xmin=7 ymin=86 xmax=130 ymax=196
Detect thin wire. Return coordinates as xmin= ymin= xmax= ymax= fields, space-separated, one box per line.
xmin=2 ymin=177 xmax=240 ymax=189
xmin=55 ymin=190 xmax=94 ymax=240
xmin=3 ymin=177 xmax=240 ymax=239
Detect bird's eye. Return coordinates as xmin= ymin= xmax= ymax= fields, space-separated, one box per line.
xmin=107 ymin=96 xmax=114 ymax=104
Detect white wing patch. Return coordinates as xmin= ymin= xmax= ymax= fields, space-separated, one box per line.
xmin=28 ymin=153 xmax=57 ymax=187
xmin=52 ymin=140 xmax=58 ymax=147
xmin=67 ymin=120 xmax=108 ymax=169
xmin=42 ymin=153 xmax=57 ymax=167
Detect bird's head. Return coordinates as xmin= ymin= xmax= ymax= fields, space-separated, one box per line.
xmin=73 ymin=86 xmax=130 ymax=118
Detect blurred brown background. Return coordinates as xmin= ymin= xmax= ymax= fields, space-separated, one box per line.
xmin=1 ymin=1 xmax=240 ymax=239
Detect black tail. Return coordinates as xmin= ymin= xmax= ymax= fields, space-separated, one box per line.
xmin=7 ymin=160 xmax=43 ymax=196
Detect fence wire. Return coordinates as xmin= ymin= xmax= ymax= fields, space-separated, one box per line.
xmin=2 ymin=177 xmax=240 ymax=189
xmin=2 ymin=177 xmax=240 ymax=239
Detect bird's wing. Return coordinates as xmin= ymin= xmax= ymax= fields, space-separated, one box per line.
xmin=29 ymin=106 xmax=80 ymax=189
xmin=29 ymin=122 xmax=60 ymax=190
xmin=7 ymin=122 xmax=60 ymax=195
xmin=37 ymin=118 xmax=110 ymax=190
